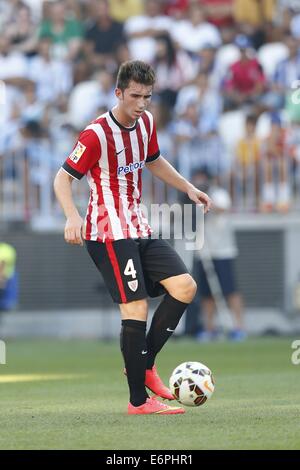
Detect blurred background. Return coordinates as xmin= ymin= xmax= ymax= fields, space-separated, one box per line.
xmin=1 ymin=0 xmax=300 ymax=340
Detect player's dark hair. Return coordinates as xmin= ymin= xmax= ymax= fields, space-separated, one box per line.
xmin=116 ymin=60 xmax=156 ymax=91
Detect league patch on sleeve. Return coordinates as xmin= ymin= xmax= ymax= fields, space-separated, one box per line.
xmin=69 ymin=142 xmax=86 ymax=163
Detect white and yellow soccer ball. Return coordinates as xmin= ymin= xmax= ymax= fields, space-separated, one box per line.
xmin=169 ymin=361 xmax=215 ymax=407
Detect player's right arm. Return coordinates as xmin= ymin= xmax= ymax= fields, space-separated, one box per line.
xmin=53 ymin=169 xmax=84 ymax=246
xmin=53 ymin=128 xmax=101 ymax=246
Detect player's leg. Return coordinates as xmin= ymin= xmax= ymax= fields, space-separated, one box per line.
xmin=86 ymin=239 xmax=184 ymax=414
xmin=119 ymin=298 xmax=149 ymax=407
xmin=120 ymin=299 xmax=184 ymax=414
xmin=146 ymin=272 xmax=196 ymax=362
xmin=140 ymin=239 xmax=196 ymax=398
xmin=86 ymin=239 xmax=149 ymax=407
xmin=145 ymin=275 xmax=196 ymax=400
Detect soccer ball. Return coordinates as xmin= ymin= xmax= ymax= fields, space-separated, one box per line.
xmin=169 ymin=361 xmax=215 ymax=407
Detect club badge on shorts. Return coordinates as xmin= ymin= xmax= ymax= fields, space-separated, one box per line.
xmin=69 ymin=141 xmax=86 ymax=163
xmin=128 ymin=280 xmax=138 ymax=292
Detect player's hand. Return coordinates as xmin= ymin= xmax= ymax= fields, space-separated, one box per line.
xmin=64 ymin=215 xmax=84 ymax=246
xmin=187 ymin=187 xmax=212 ymax=214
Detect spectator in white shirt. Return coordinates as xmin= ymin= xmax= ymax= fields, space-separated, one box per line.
xmin=171 ymin=3 xmax=222 ymax=55
xmin=0 ymin=34 xmax=28 ymax=85
xmin=124 ymin=0 xmax=173 ymax=62
xmin=152 ymin=33 xmax=196 ymax=107
xmin=4 ymin=3 xmax=37 ymax=55
xmin=28 ymin=36 xmax=73 ymax=104
xmin=67 ymin=66 xmax=117 ymax=129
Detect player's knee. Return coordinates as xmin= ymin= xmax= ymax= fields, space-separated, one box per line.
xmin=181 ymin=276 xmax=197 ymax=303
xmin=169 ymin=274 xmax=197 ymax=304
xmin=119 ymin=298 xmax=148 ymax=321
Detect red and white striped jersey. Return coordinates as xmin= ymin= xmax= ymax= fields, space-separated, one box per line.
xmin=62 ymin=110 xmax=160 ymax=242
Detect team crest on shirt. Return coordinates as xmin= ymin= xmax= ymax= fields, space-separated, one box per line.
xmin=128 ymin=280 xmax=138 ymax=292
xmin=69 ymin=141 xmax=86 ymax=163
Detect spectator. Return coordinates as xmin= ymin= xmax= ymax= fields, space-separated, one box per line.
xmin=0 ymin=34 xmax=29 ymax=86
xmin=173 ymin=98 xmax=225 ymax=181
xmin=67 ymin=67 xmax=117 ymax=129
xmin=201 ymin=0 xmax=234 ymax=29
xmin=0 ymin=33 xmax=32 ymax=129
xmin=109 ymin=0 xmax=143 ymax=23
xmin=285 ymin=122 xmax=300 ymax=201
xmin=1 ymin=0 xmax=300 ymax=225
xmin=175 ymin=71 xmax=222 ymax=134
xmin=193 ymin=186 xmax=246 ymax=342
xmin=152 ymin=33 xmax=196 ymax=107
xmin=18 ymin=0 xmax=45 ymax=23
xmin=234 ymin=0 xmax=276 ymax=49
xmin=163 ymin=0 xmax=189 ymax=20
xmin=172 ymin=101 xmax=201 ymax=181
xmin=39 ymin=0 xmax=83 ymax=60
xmin=261 ymin=113 xmax=291 ymax=212
xmin=222 ymin=34 xmax=266 ymax=111
xmin=147 ymin=99 xmax=175 ymax=203
xmin=85 ymin=0 xmax=124 ymax=69
xmin=290 ymin=10 xmax=300 ymax=39
xmin=197 ymin=43 xmax=218 ymax=78
xmin=4 ymin=3 xmax=37 ymax=56
xmin=171 ymin=3 xmax=222 ymax=54
xmin=20 ymin=120 xmax=52 ymax=218
xmin=272 ymin=34 xmax=300 ymax=111
xmin=124 ymin=0 xmax=173 ymax=62
xmin=277 ymin=0 xmax=300 ymax=15
xmin=114 ymin=42 xmax=131 ymax=68
xmin=0 ymin=242 xmax=18 ymax=312
xmin=28 ymin=36 xmax=73 ymax=104
xmin=0 ymin=0 xmax=27 ymax=31
xmin=149 ymin=100 xmax=173 ymax=163
xmin=12 ymin=81 xmax=49 ymax=129
xmin=235 ymin=113 xmax=261 ymax=209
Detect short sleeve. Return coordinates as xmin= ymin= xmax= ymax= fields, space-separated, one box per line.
xmin=62 ymin=129 xmax=101 ymax=180
xmin=146 ymin=121 xmax=160 ymax=163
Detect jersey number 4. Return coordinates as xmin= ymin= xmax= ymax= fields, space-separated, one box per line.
xmin=124 ymin=259 xmax=137 ymax=279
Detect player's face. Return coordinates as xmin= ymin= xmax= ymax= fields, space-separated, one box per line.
xmin=116 ymin=81 xmax=153 ymax=123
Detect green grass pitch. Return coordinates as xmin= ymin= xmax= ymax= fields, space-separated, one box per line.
xmin=0 ymin=337 xmax=299 ymax=450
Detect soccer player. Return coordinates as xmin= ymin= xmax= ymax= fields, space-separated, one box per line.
xmin=54 ymin=60 xmax=211 ymax=415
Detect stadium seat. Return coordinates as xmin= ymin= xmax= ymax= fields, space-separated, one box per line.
xmin=258 ymin=43 xmax=289 ymax=79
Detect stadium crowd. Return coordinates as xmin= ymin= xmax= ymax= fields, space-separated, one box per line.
xmin=1 ymin=0 xmax=300 ymax=220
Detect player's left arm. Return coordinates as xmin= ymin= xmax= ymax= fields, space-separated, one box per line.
xmin=146 ymin=156 xmax=212 ymax=213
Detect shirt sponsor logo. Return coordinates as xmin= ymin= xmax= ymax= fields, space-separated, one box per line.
xmin=118 ymin=161 xmax=145 ymax=176
xmin=69 ymin=141 xmax=86 ymax=163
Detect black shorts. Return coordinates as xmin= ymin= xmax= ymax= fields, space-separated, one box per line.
xmin=86 ymin=237 xmax=189 ymax=304
xmin=193 ymin=258 xmax=237 ymax=298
